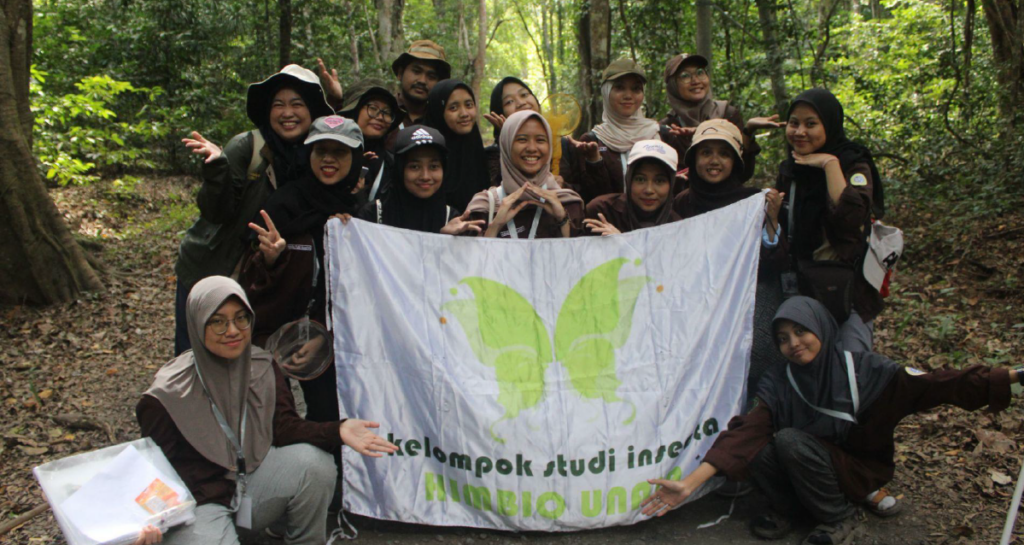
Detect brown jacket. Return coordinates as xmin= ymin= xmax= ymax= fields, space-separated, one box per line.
xmin=558 ymin=127 xmax=683 ymax=203
xmin=584 ymin=193 xmax=681 ymax=234
xmin=703 ymin=365 xmax=1011 ymax=500
xmin=777 ymin=161 xmax=882 ymax=320
xmin=238 ymin=234 xmax=318 ymax=348
xmin=136 ymin=362 xmax=342 ymax=507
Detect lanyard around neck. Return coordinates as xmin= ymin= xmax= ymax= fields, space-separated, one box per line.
xmin=497 ymin=186 xmax=543 ymax=240
xmin=367 ymin=164 xmax=386 ymax=202
xmin=786 ymin=351 xmax=860 ymax=424
xmin=194 ymin=361 xmax=249 ymax=480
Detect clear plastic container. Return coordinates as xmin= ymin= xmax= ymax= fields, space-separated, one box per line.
xmin=33 ymin=437 xmax=196 ymax=545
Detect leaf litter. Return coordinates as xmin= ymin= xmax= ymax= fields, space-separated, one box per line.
xmin=1 ymin=179 xmax=1024 ymax=544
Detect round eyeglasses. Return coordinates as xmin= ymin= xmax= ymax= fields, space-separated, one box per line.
xmin=206 ymin=313 xmax=253 ymax=335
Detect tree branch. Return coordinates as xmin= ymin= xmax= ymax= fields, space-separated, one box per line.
xmin=513 ymin=1 xmax=550 ymax=83
xmin=617 ymin=0 xmax=638 ymax=61
xmin=708 ymin=1 xmax=760 ymax=41
xmin=486 ymin=18 xmax=506 ymax=49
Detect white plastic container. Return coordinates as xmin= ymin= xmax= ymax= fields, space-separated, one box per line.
xmin=33 ymin=437 xmax=196 ymax=545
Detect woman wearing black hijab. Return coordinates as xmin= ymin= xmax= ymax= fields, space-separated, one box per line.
xmin=173 ymin=64 xmax=333 ymax=357
xmin=642 ymin=296 xmax=1020 ymax=544
xmin=424 ymin=80 xmax=492 ymax=211
xmin=583 ymin=139 xmax=682 ymax=235
xmin=241 ymin=115 xmax=364 ymax=424
xmin=483 ymin=77 xmax=542 ymax=184
xmin=337 ymin=78 xmax=402 ymax=203
xmin=356 ymin=124 xmax=483 ymax=235
xmin=776 ymin=88 xmax=886 ymax=352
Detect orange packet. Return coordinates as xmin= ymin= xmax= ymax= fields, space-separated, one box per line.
xmin=135 ymin=478 xmax=181 ymax=515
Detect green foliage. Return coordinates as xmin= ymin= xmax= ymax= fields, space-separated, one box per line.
xmin=27 ymin=0 xmax=1023 ymax=216
xmin=31 ymin=68 xmax=172 ymax=186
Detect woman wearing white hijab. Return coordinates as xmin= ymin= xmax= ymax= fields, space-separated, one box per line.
xmin=136 ymin=276 xmax=396 ymax=545
xmin=466 ymin=110 xmax=584 ymax=239
xmin=560 ymin=58 xmax=674 ymax=202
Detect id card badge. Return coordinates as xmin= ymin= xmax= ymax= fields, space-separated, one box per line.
xmin=236 ymin=494 xmax=253 ymax=529
xmin=781 ymin=271 xmax=800 ymax=298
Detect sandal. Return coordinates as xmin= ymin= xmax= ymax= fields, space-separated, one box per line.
xmin=750 ymin=512 xmax=793 ymax=540
xmin=864 ymin=488 xmax=903 ymax=518
xmin=801 ymin=516 xmax=862 ymax=545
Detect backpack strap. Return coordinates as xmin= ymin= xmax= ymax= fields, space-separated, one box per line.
xmin=446 ymin=205 xmax=452 ymax=223
xmin=249 ymin=130 xmax=276 ymax=189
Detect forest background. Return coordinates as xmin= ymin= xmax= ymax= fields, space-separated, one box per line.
xmin=0 ymin=0 xmax=1021 ymax=302
xmin=3 ymin=0 xmax=1024 ymax=542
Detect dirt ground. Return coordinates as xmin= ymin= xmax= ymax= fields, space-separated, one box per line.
xmin=2 ymin=177 xmax=1024 ymax=544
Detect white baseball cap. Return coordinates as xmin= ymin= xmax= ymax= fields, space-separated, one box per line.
xmin=863 ymin=222 xmax=903 ymax=291
xmin=627 ymin=140 xmax=679 ymax=172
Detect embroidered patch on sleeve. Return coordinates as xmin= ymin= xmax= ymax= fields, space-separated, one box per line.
xmin=850 ymin=173 xmax=868 ymax=186
xmin=904 ymin=367 xmax=926 ymax=376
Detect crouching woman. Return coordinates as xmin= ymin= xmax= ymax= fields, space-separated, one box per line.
xmin=136 ymin=276 xmax=396 ymax=544
xmin=642 ymin=296 xmax=1017 ymax=545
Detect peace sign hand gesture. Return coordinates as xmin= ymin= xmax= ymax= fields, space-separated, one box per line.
xmin=248 ymin=210 xmax=287 ymax=266
xmin=182 ymin=131 xmax=222 ymax=163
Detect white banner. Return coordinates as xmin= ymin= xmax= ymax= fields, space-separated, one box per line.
xmin=326 ymin=192 xmax=766 ymax=532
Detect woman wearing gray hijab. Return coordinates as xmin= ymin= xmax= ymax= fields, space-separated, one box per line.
xmin=641 ymin=297 xmax=1020 ymax=545
xmin=136 ymin=276 xmax=396 ymax=545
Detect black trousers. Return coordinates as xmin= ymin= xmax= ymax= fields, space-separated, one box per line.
xmin=750 ymin=428 xmax=855 ymax=524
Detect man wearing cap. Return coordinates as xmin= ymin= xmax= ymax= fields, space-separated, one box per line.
xmin=390 ymin=40 xmax=452 ymax=130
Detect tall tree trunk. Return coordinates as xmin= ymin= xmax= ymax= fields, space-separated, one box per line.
xmin=350 ymin=29 xmax=361 ymax=75
xmin=0 ymin=0 xmax=102 ymax=304
xmin=756 ymin=0 xmax=789 ymax=116
xmin=576 ymin=4 xmax=591 ymax=135
xmin=579 ymin=0 xmax=610 ymax=131
xmin=471 ymin=0 xmax=487 ymax=100
xmin=980 ymin=0 xmax=1023 ymax=119
xmin=375 ymin=0 xmax=406 ymax=68
xmin=278 ymin=0 xmax=291 ymax=67
xmin=543 ymin=1 xmax=557 ymax=94
xmin=695 ymin=0 xmax=713 ymax=62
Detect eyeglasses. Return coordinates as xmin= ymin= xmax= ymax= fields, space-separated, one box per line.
xmin=677 ymin=68 xmax=710 ymax=82
xmin=206 ymin=313 xmax=253 ymax=335
xmin=364 ymin=103 xmax=394 ymax=122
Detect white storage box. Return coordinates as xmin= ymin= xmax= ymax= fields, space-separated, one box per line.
xmin=33 ymin=437 xmax=196 ymax=545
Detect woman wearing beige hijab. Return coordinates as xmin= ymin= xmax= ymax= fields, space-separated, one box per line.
xmin=560 ymin=58 xmax=672 ymax=202
xmin=466 ymin=110 xmax=584 ymax=239
xmin=136 ymin=276 xmax=396 ymax=545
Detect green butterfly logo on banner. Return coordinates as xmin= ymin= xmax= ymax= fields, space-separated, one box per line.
xmin=442 ymin=258 xmax=653 ymax=443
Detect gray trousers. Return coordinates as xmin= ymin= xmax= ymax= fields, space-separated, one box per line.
xmin=749 ymin=428 xmax=855 ymax=525
xmin=163 ymin=444 xmax=337 ymax=545
xmin=838 ymin=310 xmax=873 ymax=353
